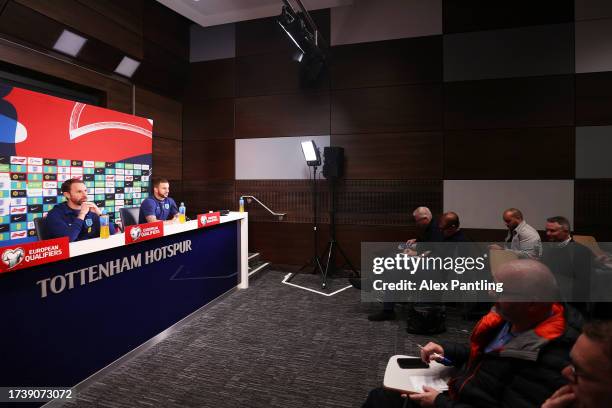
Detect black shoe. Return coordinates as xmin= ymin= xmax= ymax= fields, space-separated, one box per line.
xmin=368 ymin=310 xmax=396 ymax=321
xmin=349 ymin=277 xmax=362 ymax=289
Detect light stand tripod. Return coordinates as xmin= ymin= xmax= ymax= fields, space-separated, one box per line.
xmin=320 ymin=175 xmax=358 ymax=289
xmin=288 ymin=141 xmax=324 ymax=282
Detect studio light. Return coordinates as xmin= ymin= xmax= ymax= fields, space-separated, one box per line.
xmin=301 ymin=140 xmax=321 ymax=167
xmin=277 ymin=0 xmax=328 ymax=86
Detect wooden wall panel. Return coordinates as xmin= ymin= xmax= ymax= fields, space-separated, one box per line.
xmin=336 ymin=224 xmax=416 ymax=268
xmin=0 ymin=39 xmax=132 ymax=113
xmin=187 ymin=59 xmax=235 ymax=101
xmin=576 ymin=72 xmax=612 ymax=126
xmin=14 ymin=0 xmax=143 ymax=58
xmin=235 ymin=180 xmax=328 ymax=224
xmin=248 ymin=221 xmax=330 ymax=265
xmin=235 ymin=92 xmax=330 ymax=138
xmin=76 ymin=0 xmax=143 ymax=37
xmin=135 ymin=40 xmax=188 ymax=99
xmin=182 ymin=180 xmax=235 ymax=214
xmin=331 ymin=84 xmax=443 ymax=134
xmin=444 ymin=127 xmax=575 ymax=179
xmin=236 ymin=51 xmax=329 ymax=97
xmin=236 ymin=9 xmax=330 ymax=57
xmin=182 ymin=139 xmax=234 ymax=181
xmin=335 ymin=180 xmax=442 ymax=226
xmin=142 ymin=0 xmax=189 ymax=60
xmin=235 ymin=179 xmax=442 ymax=226
xmin=0 ymin=1 xmax=61 ymax=49
xmin=444 ymin=76 xmax=575 ymax=129
xmin=331 ymin=36 xmax=442 ymax=89
xmin=135 ymin=86 xmax=182 ymax=141
xmin=574 ymin=179 xmax=612 ymax=241
xmin=183 ymin=98 xmax=234 ymax=141
xmin=443 ymin=0 xmax=574 ymax=34
xmin=331 ymin=132 xmax=443 ymax=179
xmin=153 ymin=137 xmax=182 ymax=181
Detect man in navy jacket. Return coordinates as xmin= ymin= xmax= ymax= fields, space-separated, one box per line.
xmin=46 ymin=178 xmax=116 ymax=242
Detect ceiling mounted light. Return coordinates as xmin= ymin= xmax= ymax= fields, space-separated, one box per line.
xmin=53 ymin=29 xmax=87 ymax=57
xmin=114 ymin=56 xmax=141 ymax=78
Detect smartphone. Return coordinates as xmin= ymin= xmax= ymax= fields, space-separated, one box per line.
xmin=397 ymin=358 xmax=429 ymax=369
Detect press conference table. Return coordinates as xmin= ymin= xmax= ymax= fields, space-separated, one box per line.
xmin=0 ymin=212 xmax=249 ymax=390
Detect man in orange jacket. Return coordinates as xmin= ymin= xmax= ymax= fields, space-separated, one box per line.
xmin=363 ymin=260 xmax=583 ymax=408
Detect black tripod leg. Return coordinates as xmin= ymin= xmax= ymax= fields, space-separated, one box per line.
xmin=335 ymin=241 xmax=359 ymax=277
xmin=322 ymin=241 xmax=335 ymax=289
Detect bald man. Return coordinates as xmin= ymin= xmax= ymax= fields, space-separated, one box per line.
xmin=490 ymin=208 xmax=542 ymax=259
xmin=363 ymin=260 xmax=583 ymax=408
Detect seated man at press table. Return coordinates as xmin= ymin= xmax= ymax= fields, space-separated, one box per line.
xmin=138 ymin=177 xmax=179 ymax=225
xmin=46 ymin=178 xmax=116 ymax=242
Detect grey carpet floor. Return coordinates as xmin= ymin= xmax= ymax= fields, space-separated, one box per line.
xmin=59 ymin=270 xmax=474 ymax=408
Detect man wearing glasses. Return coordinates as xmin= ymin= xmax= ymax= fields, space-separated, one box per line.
xmin=543 ymin=320 xmax=612 ymax=408
xmin=362 ymin=260 xmax=583 ymax=408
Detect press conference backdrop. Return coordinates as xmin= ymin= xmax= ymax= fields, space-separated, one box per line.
xmin=0 ymin=84 xmax=153 ymax=246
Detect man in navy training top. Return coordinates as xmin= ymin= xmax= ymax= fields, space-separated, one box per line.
xmin=46 ymin=178 xmax=116 ymax=242
xmin=138 ymin=177 xmax=179 ymax=224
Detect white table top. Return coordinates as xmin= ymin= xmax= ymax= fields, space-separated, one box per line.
xmin=69 ymin=211 xmax=247 ymax=258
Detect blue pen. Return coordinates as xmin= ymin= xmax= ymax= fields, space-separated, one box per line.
xmin=417 ymin=343 xmax=453 ymax=366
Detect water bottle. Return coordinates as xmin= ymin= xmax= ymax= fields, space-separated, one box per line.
xmin=99 ymin=209 xmax=110 ymax=239
xmin=179 ymin=202 xmax=186 ymax=223
xmin=239 ymin=197 xmax=245 ymax=213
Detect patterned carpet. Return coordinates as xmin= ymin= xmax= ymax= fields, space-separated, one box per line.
xmin=59 ymin=270 xmax=474 ymax=408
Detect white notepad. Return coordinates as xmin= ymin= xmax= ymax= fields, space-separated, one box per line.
xmin=383 ymin=355 xmax=456 ymax=394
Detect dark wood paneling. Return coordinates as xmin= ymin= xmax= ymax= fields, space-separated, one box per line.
xmin=135 ymin=39 xmax=188 ymax=99
xmin=235 ymin=180 xmax=328 ymax=224
xmin=236 ymin=51 xmax=329 ymax=97
xmin=335 ymin=180 xmax=442 ymax=226
xmin=187 ymin=59 xmax=235 ymax=101
xmin=183 ymin=98 xmax=234 ymax=140
xmin=331 ymin=36 xmax=442 ymax=89
xmin=0 ymin=40 xmax=132 ymax=113
xmin=14 ymin=0 xmax=143 ymax=58
xmin=236 ymin=9 xmax=330 ymax=57
xmin=182 ymin=180 xmax=235 ymax=214
xmin=331 ymin=84 xmax=443 ymax=134
xmin=249 ymin=221 xmax=330 ymax=265
xmin=444 ymin=76 xmax=575 ymax=130
xmin=142 ymin=0 xmax=189 ymax=60
xmin=135 ymin=87 xmax=182 ymax=141
xmin=0 ymin=1 xmax=126 ymax=74
xmin=235 ymin=179 xmax=442 ymax=226
xmin=183 ymin=139 xmax=234 ymax=181
xmin=574 ymin=180 xmax=612 ymax=241
xmin=444 ymin=127 xmax=575 ymax=179
xmin=443 ymin=0 xmax=574 ymax=34
xmin=576 ymin=72 xmax=612 ymax=126
xmin=76 ymin=0 xmax=143 ymax=37
xmin=461 ymin=228 xmax=509 ymax=243
xmin=0 ymin=1 xmax=60 ymax=49
xmin=336 ymin=224 xmax=417 ymax=268
xmin=235 ymin=92 xmax=329 ymax=138
xmin=153 ymin=137 xmax=182 ymax=181
xmin=331 ymin=132 xmax=443 ymax=179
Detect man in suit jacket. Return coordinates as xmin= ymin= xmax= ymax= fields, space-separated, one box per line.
xmin=542 ymin=216 xmax=593 ymax=314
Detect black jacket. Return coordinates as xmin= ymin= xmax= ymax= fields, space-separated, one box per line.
xmin=435 ymin=304 xmax=583 ymax=408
